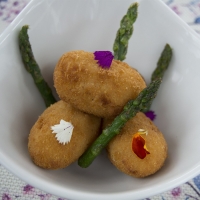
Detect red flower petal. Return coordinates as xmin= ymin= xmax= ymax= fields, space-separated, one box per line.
xmin=132 ymin=133 xmax=150 ymax=159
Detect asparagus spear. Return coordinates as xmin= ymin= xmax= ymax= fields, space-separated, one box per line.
xmin=113 ymin=3 xmax=138 ymax=61
xmin=78 ymin=78 xmax=162 ymax=168
xmin=151 ymin=44 xmax=172 ymax=82
xmin=141 ymin=44 xmax=172 ymax=113
xmin=19 ymin=25 xmax=56 ymax=107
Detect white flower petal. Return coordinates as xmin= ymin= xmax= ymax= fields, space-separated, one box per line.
xmin=60 ymin=119 xmax=67 ymax=125
xmin=138 ymin=129 xmax=148 ymax=135
xmin=51 ymin=119 xmax=74 ymax=145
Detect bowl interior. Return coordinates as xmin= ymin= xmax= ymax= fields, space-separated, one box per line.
xmin=1 ymin=0 xmax=200 ymax=199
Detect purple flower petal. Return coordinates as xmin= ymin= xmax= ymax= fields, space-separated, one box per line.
xmin=145 ymin=110 xmax=156 ymax=121
xmin=94 ymin=51 xmax=114 ymax=69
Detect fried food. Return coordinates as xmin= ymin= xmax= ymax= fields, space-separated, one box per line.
xmin=28 ymin=100 xmax=101 ymax=169
xmin=105 ymin=112 xmax=167 ymax=178
xmin=53 ymin=50 xmax=146 ymax=118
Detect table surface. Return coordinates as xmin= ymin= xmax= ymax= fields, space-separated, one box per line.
xmin=1 ymin=0 xmax=200 ymax=199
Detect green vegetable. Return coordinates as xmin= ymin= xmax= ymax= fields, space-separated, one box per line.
xmin=19 ymin=25 xmax=56 ymax=107
xmin=151 ymin=43 xmax=173 ymax=82
xmin=78 ymin=78 xmax=162 ymax=168
xmin=113 ymin=3 xmax=138 ymax=61
xmin=141 ymin=43 xmax=172 ymax=112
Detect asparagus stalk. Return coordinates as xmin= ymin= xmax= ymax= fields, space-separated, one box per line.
xmin=141 ymin=44 xmax=172 ymax=112
xmin=113 ymin=3 xmax=138 ymax=61
xmin=78 ymin=78 xmax=162 ymax=168
xmin=151 ymin=44 xmax=172 ymax=82
xmin=19 ymin=25 xmax=56 ymax=107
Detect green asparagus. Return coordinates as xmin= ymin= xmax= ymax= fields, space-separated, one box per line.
xmin=113 ymin=3 xmax=138 ymax=61
xmin=141 ymin=44 xmax=172 ymax=112
xmin=151 ymin=44 xmax=172 ymax=82
xmin=19 ymin=25 xmax=56 ymax=107
xmin=78 ymin=78 xmax=162 ymax=168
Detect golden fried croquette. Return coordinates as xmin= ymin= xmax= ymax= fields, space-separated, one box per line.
xmin=28 ymin=100 xmax=101 ymax=169
xmin=105 ymin=112 xmax=167 ymax=178
xmin=53 ymin=50 xmax=146 ymax=118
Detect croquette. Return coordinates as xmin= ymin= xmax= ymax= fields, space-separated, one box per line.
xmin=28 ymin=100 xmax=101 ymax=169
xmin=105 ymin=112 xmax=167 ymax=178
xmin=53 ymin=50 xmax=146 ymax=118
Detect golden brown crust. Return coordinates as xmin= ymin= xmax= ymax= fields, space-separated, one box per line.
xmin=28 ymin=100 xmax=101 ymax=169
xmin=105 ymin=112 xmax=167 ymax=178
xmin=53 ymin=50 xmax=146 ymax=118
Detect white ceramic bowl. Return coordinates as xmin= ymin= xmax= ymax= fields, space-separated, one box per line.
xmin=1 ymin=0 xmax=200 ymax=199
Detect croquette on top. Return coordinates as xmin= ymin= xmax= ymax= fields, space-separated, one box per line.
xmin=54 ymin=50 xmax=146 ymax=118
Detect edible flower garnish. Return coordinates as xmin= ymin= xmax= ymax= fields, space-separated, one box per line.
xmin=132 ymin=129 xmax=150 ymax=159
xmin=145 ymin=110 xmax=156 ymax=121
xmin=51 ymin=119 xmax=74 ymax=145
xmin=94 ymin=51 xmax=114 ymax=69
